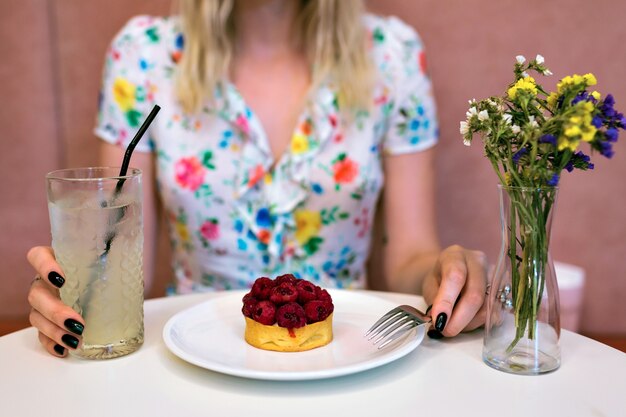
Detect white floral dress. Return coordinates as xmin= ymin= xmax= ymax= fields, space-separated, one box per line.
xmin=95 ymin=14 xmax=438 ymax=293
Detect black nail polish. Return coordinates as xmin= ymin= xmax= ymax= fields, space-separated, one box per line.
xmin=53 ymin=344 xmax=65 ymax=355
xmin=427 ymin=329 xmax=444 ymax=339
xmin=64 ymin=319 xmax=84 ymax=336
xmin=435 ymin=312 xmax=448 ymax=332
xmin=61 ymin=334 xmax=79 ymax=349
xmin=48 ymin=271 xmax=65 ymax=288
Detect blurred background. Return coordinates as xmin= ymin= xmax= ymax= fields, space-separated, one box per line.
xmin=1 ymin=0 xmax=624 ymax=349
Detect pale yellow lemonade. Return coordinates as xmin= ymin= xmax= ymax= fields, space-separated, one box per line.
xmin=48 ymin=190 xmax=144 ymax=359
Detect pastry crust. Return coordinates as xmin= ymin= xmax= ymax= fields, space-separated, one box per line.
xmin=244 ymin=314 xmax=333 ymax=352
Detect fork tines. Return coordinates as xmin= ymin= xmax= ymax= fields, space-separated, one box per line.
xmin=365 ymin=306 xmax=430 ymax=349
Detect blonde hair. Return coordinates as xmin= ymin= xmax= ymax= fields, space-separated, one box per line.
xmin=176 ymin=0 xmax=373 ymax=113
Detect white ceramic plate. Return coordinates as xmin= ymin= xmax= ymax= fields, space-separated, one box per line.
xmin=162 ymin=290 xmax=425 ymax=381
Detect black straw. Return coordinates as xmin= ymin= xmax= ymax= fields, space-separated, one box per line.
xmin=114 ymin=104 xmax=161 ymax=194
xmin=103 ymin=104 xmax=161 ymax=253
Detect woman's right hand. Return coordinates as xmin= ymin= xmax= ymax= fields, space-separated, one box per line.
xmin=26 ymin=246 xmax=85 ymax=357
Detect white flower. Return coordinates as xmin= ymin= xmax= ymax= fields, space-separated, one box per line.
xmin=466 ymin=107 xmax=478 ymax=119
xmin=528 ymin=115 xmax=539 ymax=128
xmin=460 ymin=121 xmax=470 ymax=135
xmin=502 ymin=113 xmax=513 ymax=124
xmin=511 ymin=125 xmax=521 ymax=134
xmin=522 ymin=71 xmax=530 ymax=78
xmin=543 ymin=69 xmax=553 ymax=76
xmin=478 ymin=110 xmax=489 ymax=121
xmin=463 ymin=138 xmax=472 ymax=147
xmin=516 ymin=55 xmax=526 ymax=64
xmin=468 ymin=98 xmax=477 ymax=105
xmin=536 ymin=54 xmax=545 ymax=64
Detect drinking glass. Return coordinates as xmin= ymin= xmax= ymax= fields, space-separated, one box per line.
xmin=46 ymin=167 xmax=144 ymax=359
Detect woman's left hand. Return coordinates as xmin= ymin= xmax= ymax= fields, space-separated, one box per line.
xmin=421 ymin=245 xmax=489 ymax=337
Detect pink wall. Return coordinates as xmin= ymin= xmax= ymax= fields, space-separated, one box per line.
xmin=1 ymin=0 xmax=624 ymax=334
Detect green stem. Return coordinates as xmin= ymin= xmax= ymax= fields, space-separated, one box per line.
xmin=505 ymin=187 xmax=554 ymax=352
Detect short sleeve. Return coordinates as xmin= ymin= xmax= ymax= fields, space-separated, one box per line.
xmin=378 ymin=17 xmax=439 ymax=155
xmin=94 ymin=16 xmax=158 ymax=153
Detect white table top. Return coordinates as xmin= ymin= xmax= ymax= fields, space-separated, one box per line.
xmin=1 ymin=290 xmax=624 ymax=417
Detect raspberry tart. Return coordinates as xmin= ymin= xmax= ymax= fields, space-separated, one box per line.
xmin=242 ymin=274 xmax=334 ymax=352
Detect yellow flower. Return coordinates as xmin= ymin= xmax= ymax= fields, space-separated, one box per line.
xmin=264 ymin=172 xmax=272 ymax=185
xmin=564 ymin=103 xmax=596 ymax=143
xmin=291 ymin=133 xmax=309 ymax=154
xmin=558 ymin=136 xmax=579 ymax=152
xmin=507 ymin=77 xmax=538 ymax=100
xmin=175 ymin=221 xmax=190 ymax=242
xmin=112 ymin=77 xmax=136 ymax=111
xmin=294 ymin=210 xmax=322 ymax=244
xmin=591 ymin=91 xmax=601 ymax=100
xmin=581 ymin=125 xmax=597 ymax=142
xmin=557 ymin=73 xmax=597 ymax=94
xmin=547 ymin=92 xmax=559 ymax=108
xmin=565 ymin=125 xmax=582 ymax=137
xmin=583 ymin=73 xmax=597 ymax=86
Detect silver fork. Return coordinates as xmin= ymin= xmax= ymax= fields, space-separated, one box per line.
xmin=365 ymin=305 xmax=432 ymax=349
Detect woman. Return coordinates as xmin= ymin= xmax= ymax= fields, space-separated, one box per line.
xmin=27 ymin=0 xmax=487 ymax=357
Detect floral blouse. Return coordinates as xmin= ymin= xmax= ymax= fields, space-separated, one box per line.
xmin=95 ymin=14 xmax=438 ymax=293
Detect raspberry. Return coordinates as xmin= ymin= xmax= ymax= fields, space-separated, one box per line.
xmin=275 ymin=273 xmax=297 ymax=285
xmin=296 ymin=280 xmax=317 ymax=304
xmin=303 ymin=300 xmax=334 ymax=324
xmin=269 ymin=282 xmax=298 ymax=305
xmin=252 ymin=300 xmax=277 ymax=325
xmin=251 ymin=277 xmax=274 ymax=300
xmin=316 ymin=287 xmax=332 ymax=303
xmin=276 ymin=302 xmax=306 ymax=328
xmin=241 ymin=293 xmax=258 ymax=318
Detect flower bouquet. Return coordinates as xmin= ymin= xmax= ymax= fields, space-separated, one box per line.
xmin=461 ymin=55 xmax=625 ymax=374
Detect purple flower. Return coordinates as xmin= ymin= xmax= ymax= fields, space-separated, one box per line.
xmin=512 ymin=147 xmax=528 ymax=164
xmin=539 ymin=134 xmax=557 ymax=145
xmin=571 ymin=93 xmax=586 ymax=105
xmin=547 ymin=173 xmax=559 ymax=186
xmin=605 ymin=128 xmax=619 ymax=142
xmin=592 ymin=116 xmax=603 ymax=128
xmin=598 ymin=141 xmax=615 ymax=158
xmin=601 ymin=94 xmax=617 ymax=118
xmin=565 ymin=151 xmax=594 ymax=172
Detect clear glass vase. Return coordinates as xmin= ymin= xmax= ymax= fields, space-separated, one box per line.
xmin=483 ymin=185 xmax=561 ymax=375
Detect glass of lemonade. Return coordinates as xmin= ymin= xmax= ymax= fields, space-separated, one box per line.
xmin=46 ymin=167 xmax=144 ymax=359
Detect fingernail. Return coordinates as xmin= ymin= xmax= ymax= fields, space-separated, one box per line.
xmin=53 ymin=344 xmax=66 ymax=355
xmin=48 ymin=271 xmax=65 ymax=288
xmin=425 ymin=305 xmax=433 ymax=315
xmin=61 ymin=334 xmax=79 ymax=349
xmin=427 ymin=329 xmax=444 ymax=339
xmin=64 ymin=319 xmax=84 ymax=336
xmin=435 ymin=312 xmax=448 ymax=332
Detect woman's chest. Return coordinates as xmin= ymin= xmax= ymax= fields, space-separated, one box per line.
xmin=151 ymin=102 xmax=387 ymax=216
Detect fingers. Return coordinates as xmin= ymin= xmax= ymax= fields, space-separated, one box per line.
xmin=430 ymin=245 xmax=467 ymax=333
xmin=429 ymin=246 xmax=488 ymax=337
xmin=38 ymin=331 xmax=68 ymax=358
xmin=443 ymin=250 xmax=488 ymax=336
xmin=27 ymin=246 xmax=66 ymax=289
xmin=31 ymin=309 xmax=81 ymax=353
xmin=27 ymin=256 xmax=85 ymax=357
xmin=28 ymin=279 xmax=84 ymax=332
